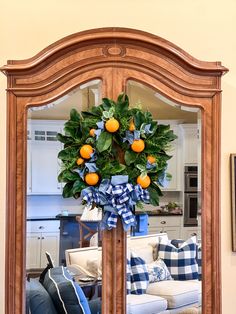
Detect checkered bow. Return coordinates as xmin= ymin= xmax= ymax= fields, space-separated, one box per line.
xmin=81 ymin=175 xmax=150 ymax=230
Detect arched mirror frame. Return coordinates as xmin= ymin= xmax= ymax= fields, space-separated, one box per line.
xmin=0 ymin=28 xmax=228 ymax=314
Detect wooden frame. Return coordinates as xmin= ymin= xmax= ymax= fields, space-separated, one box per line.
xmin=230 ymin=154 xmax=236 ymax=251
xmin=0 ymin=28 xmax=228 ymax=314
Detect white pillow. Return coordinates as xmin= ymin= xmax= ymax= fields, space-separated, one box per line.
xmin=87 ymin=258 xmax=102 ymax=278
xmin=130 ymin=244 xmax=154 ymax=264
xmin=147 ymin=259 xmax=173 ymax=283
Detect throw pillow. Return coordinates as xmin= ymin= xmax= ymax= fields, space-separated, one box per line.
xmin=126 ymin=258 xmax=131 ymax=294
xmin=197 ymin=244 xmax=202 ymax=280
xmin=27 ymin=279 xmax=58 ymax=314
xmin=171 ymin=238 xmax=202 ymax=280
xmin=147 ymin=259 xmax=173 ymax=283
xmin=158 ymin=236 xmax=198 ymax=280
xmin=130 ymin=252 xmax=149 ymax=295
xmin=43 ymin=266 xmax=91 ymax=314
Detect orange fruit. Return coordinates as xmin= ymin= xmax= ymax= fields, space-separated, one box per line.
xmin=76 ymin=158 xmax=84 ymax=166
xmin=131 ymin=139 xmax=145 ymax=153
xmin=129 ymin=120 xmax=135 ymax=131
xmin=89 ymin=128 xmax=96 ymax=137
xmin=147 ymin=156 xmax=156 ymax=164
xmin=105 ymin=118 xmax=120 ymax=133
xmin=85 ymin=173 xmax=99 ymax=186
xmin=137 ymin=175 xmax=151 ymax=189
xmin=80 ymin=144 xmax=93 ymax=159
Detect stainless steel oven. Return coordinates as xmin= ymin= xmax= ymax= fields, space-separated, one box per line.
xmin=184 ymin=166 xmax=198 ymax=226
xmin=184 ymin=166 xmax=198 ymax=192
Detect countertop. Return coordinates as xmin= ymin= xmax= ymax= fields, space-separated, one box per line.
xmin=27 ymin=216 xmax=60 ymax=221
xmin=27 ymin=211 xmax=183 ymax=221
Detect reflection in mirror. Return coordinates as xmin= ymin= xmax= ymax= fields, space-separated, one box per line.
xmin=126 ymin=81 xmax=202 ymax=314
xmin=26 ymin=80 xmax=102 ymax=313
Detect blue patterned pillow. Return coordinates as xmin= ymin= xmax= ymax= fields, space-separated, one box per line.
xmin=126 ymin=259 xmax=131 ymax=294
xmin=197 ymin=244 xmax=202 ymax=280
xmin=43 ymin=266 xmax=91 ymax=314
xmin=158 ymin=236 xmax=198 ymax=280
xmin=147 ymin=259 xmax=173 ymax=283
xmin=171 ymin=238 xmax=202 ymax=280
xmin=130 ymin=252 xmax=149 ymax=295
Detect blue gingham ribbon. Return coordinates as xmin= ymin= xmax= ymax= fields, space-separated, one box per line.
xmin=80 ymin=175 xmax=150 ymax=231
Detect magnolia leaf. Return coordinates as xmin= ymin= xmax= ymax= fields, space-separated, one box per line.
xmin=102 ymin=111 xmax=110 ymax=119
xmin=73 ymin=180 xmax=86 ymax=194
xmin=124 ymin=150 xmax=137 ymax=166
xmin=136 ymin=164 xmax=146 ymax=172
xmin=110 ymin=163 xmax=126 ymax=174
xmin=140 ymin=171 xmax=147 ymax=179
xmin=70 ymin=109 xmax=81 ymax=122
xmin=62 ymin=182 xmax=74 ymax=198
xmin=58 ymin=146 xmax=79 ymax=161
xmin=58 ymin=170 xmax=80 ymax=182
xmin=148 ymin=185 xmax=162 ymax=206
xmin=116 ymin=94 xmax=129 ymax=115
xmin=96 ymin=131 xmax=112 ymax=152
xmin=57 ymin=133 xmax=74 ymax=144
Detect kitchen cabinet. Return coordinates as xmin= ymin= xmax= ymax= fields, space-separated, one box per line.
xmin=148 ymin=215 xmax=182 ymax=239
xmin=180 ymin=124 xmax=198 ymax=165
xmin=158 ymin=121 xmax=182 ymax=191
xmin=27 ymin=120 xmax=65 ymax=195
xmin=26 ymin=220 xmax=60 ymax=269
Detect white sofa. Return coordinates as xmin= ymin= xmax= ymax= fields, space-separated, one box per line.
xmin=65 ymin=233 xmax=201 ymax=314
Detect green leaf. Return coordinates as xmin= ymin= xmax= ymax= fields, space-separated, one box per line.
xmin=148 ymin=186 xmax=161 ymax=206
xmin=57 ymin=133 xmax=74 ymax=145
xmin=58 ymin=146 xmax=79 ymax=161
xmin=96 ymin=131 xmax=112 ymax=152
xmin=136 ymin=164 xmax=146 ymax=172
xmin=70 ymin=109 xmax=81 ymax=122
xmin=73 ymin=180 xmax=86 ymax=194
xmin=102 ymin=98 xmax=116 ymax=110
xmin=115 ymin=94 xmax=129 ymax=115
xmin=133 ymin=111 xmax=146 ymax=129
xmin=62 ymin=182 xmax=74 ymax=198
xmin=102 ymin=162 xmax=126 ymax=175
xmin=58 ymin=170 xmax=80 ymax=182
xmin=124 ymin=150 xmax=137 ymax=166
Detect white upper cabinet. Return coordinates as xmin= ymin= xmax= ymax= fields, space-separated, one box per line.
xmin=158 ymin=121 xmax=182 ymax=191
xmin=180 ymin=124 xmax=198 ymax=165
xmin=27 ymin=120 xmax=65 ymax=195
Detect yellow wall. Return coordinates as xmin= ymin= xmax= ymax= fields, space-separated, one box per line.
xmin=1 ymin=0 xmax=236 ymax=313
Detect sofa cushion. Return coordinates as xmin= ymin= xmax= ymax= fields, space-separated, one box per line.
xmin=158 ymin=236 xmax=198 ymax=280
xmin=130 ymin=252 xmax=149 ymax=294
xmin=27 ymin=279 xmax=57 ymax=314
xmin=127 ymin=294 xmax=167 ymax=314
xmin=43 ymin=266 xmax=91 ymax=314
xmin=147 ymin=258 xmax=173 ymax=283
xmin=146 ymin=280 xmax=201 ymax=309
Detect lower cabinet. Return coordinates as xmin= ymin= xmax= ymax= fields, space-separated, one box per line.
xmin=26 ymin=220 xmax=60 ymax=269
xmin=181 ymin=226 xmax=201 ymax=240
xmin=148 ymin=215 xmax=182 ymax=239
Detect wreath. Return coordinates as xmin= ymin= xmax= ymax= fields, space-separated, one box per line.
xmin=57 ymin=94 xmax=177 ymax=230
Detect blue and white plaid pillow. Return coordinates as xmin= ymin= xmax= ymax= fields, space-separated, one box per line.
xmin=130 ymin=252 xmax=149 ymax=294
xmin=147 ymin=259 xmax=173 ymax=283
xmin=158 ymin=236 xmax=198 ymax=280
xmin=126 ymin=259 xmax=131 ymax=294
xmin=197 ymin=244 xmax=202 ymax=280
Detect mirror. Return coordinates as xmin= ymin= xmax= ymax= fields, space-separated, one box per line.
xmin=126 ymin=81 xmax=202 ymax=312
xmin=1 ymin=28 xmax=226 ymax=314
xmin=26 ymin=80 xmax=103 ymax=313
